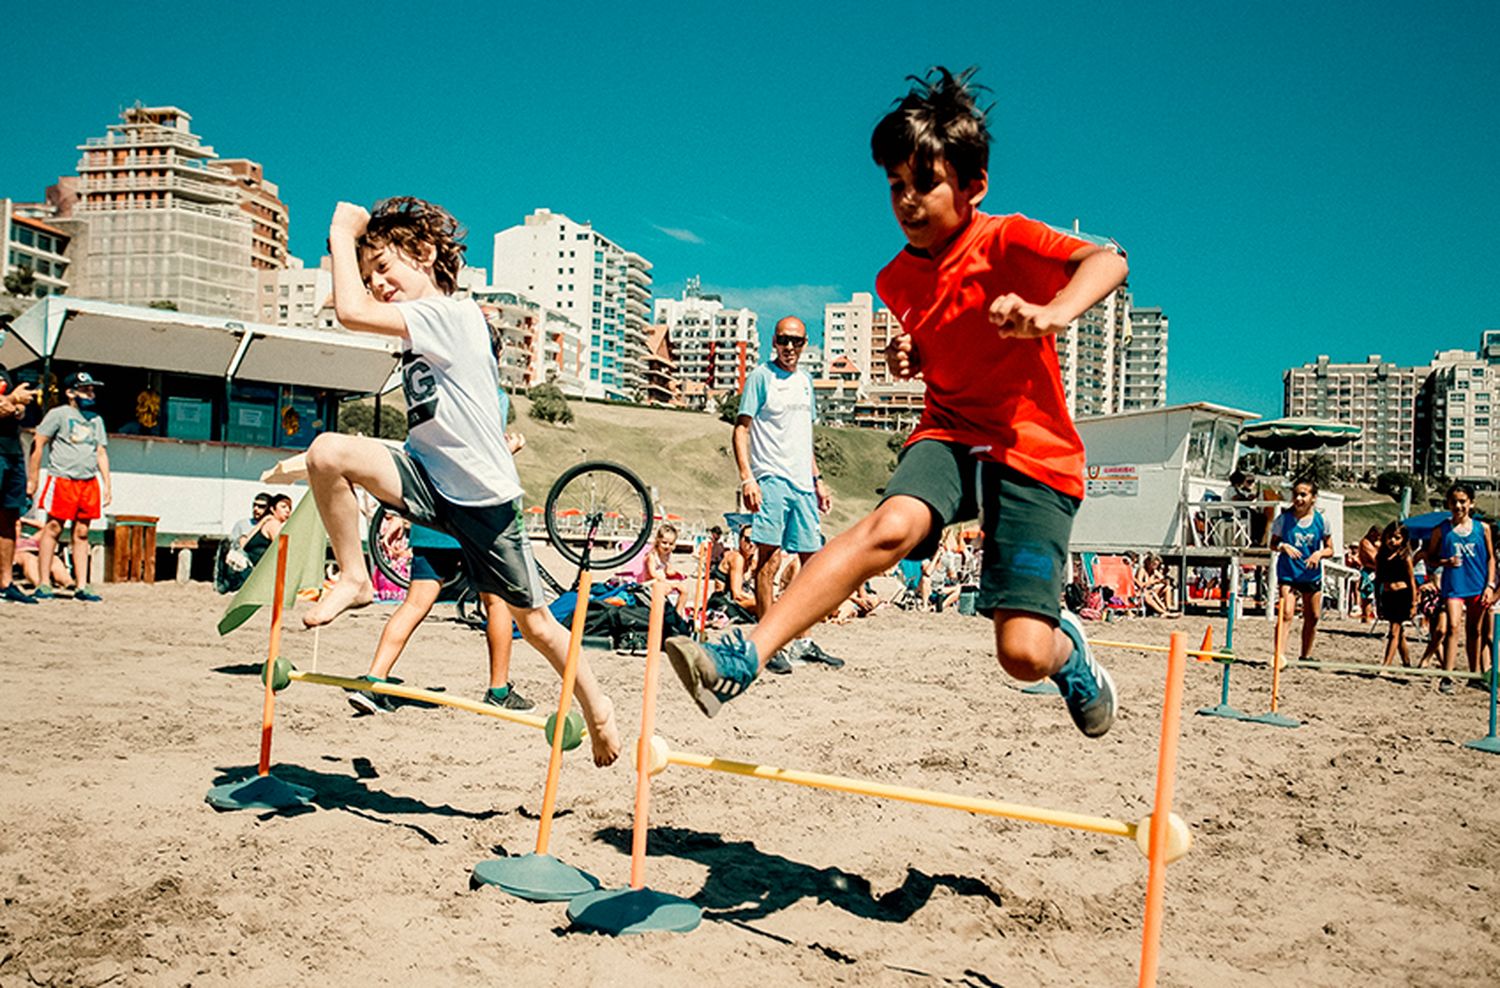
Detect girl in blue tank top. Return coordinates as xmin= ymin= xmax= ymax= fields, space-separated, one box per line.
xmin=1428 ymin=483 xmax=1495 ymax=691
xmin=1270 ymin=480 xmax=1333 ymax=662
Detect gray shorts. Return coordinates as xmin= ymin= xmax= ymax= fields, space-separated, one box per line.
xmin=383 ymin=447 xmax=546 ymax=608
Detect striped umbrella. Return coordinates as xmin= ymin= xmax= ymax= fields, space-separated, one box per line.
xmin=1238 ymin=416 xmax=1362 ymax=451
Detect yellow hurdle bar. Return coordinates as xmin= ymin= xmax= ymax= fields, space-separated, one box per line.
xmin=1288 ymin=660 xmax=1485 ymax=681
xmin=286 ymin=670 xmax=556 ymax=732
xmin=664 ymin=749 xmax=1136 ymax=841
xmin=1092 ymin=639 xmax=1240 ymax=663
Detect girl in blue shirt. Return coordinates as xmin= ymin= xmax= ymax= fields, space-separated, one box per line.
xmin=1426 ymin=483 xmax=1495 ymax=691
xmin=1270 ymin=479 xmax=1333 ymax=662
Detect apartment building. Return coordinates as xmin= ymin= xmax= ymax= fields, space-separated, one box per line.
xmin=823 ymin=293 xmax=873 ymax=388
xmin=1283 ymin=354 xmax=1424 ymax=476
xmin=217 ymin=159 xmax=289 ymax=271
xmin=1415 ymin=350 xmax=1496 ymax=480
xmin=256 ymin=259 xmax=330 ymax=329
xmin=491 ymin=208 xmax=651 ymax=400
xmin=469 ymin=288 xmax=587 ymax=397
xmin=56 ymin=104 xmax=257 ymax=318
xmin=2 ymin=199 xmax=71 ymax=296
xmin=652 ymin=276 xmax=756 ymax=396
xmin=1118 ymin=305 xmax=1169 ymax=410
xmin=643 ymin=325 xmax=681 ymax=406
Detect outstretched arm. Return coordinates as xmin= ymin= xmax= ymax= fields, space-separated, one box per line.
xmin=329 ymin=203 xmax=407 ymax=337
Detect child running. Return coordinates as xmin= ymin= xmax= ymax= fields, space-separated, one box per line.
xmin=665 ymin=67 xmax=1128 ymax=736
xmin=1425 ymin=482 xmax=1495 ymax=693
xmin=1376 ymin=521 xmax=1415 ymax=667
xmin=303 ymin=196 xmax=619 ymax=764
xmin=1269 ymin=479 xmax=1333 ymax=662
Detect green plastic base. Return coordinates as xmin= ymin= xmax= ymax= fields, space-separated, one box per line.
xmin=205 ymin=773 xmax=315 ymax=811
xmin=471 ymin=853 xmax=600 ymax=902
xmin=1463 ymin=736 xmax=1500 ymax=755
xmin=1021 ymin=681 xmax=1061 ymax=696
xmin=567 ymin=886 xmax=703 ymax=935
xmin=1195 ymin=704 xmax=1248 ymax=720
xmin=1241 ymin=711 xmax=1302 ymax=729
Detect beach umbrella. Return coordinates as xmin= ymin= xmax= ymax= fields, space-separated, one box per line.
xmin=1403 ymin=510 xmax=1451 ymax=544
xmin=1238 ymin=417 xmax=1363 ymax=452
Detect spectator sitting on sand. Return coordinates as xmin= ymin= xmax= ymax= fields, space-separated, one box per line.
xmin=13 ymin=518 xmax=75 ymax=592
xmin=708 ymin=525 xmax=759 ymax=623
xmin=1138 ymin=553 xmax=1179 ymax=617
xmin=242 ymin=494 xmax=292 ymax=567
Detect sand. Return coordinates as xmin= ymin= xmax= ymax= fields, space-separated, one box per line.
xmin=2 ymin=583 xmax=1498 ymax=987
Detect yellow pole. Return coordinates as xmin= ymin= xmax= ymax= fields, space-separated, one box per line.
xmin=629 ymin=580 xmax=668 ymax=889
xmin=661 ymin=749 xmax=1136 ymax=840
xmin=287 ymin=670 xmax=551 ymax=731
xmin=1270 ymin=597 xmax=1285 ymax=713
xmin=1092 ymin=639 xmax=1240 ymax=663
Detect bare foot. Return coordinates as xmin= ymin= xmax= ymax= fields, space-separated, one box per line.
xmin=302 ymin=577 xmax=374 ymax=628
xmin=584 ymin=697 xmax=621 ymax=767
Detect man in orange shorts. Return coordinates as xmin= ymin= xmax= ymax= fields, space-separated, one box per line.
xmin=27 ymin=371 xmax=111 ymax=601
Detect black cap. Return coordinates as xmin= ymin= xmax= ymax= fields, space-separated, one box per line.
xmin=64 ymin=370 xmax=104 ymax=390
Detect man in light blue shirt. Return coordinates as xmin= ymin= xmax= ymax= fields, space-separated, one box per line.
xmin=735 ymin=316 xmax=840 ymax=672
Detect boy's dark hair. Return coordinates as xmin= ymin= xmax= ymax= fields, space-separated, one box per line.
xmin=1293 ymin=479 xmax=1318 ymax=496
xmin=359 ymin=196 xmax=467 ymax=295
xmin=871 ymin=66 xmax=991 ymax=189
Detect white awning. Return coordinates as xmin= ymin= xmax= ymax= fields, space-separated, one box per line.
xmin=1 ymin=296 xmax=400 ymax=393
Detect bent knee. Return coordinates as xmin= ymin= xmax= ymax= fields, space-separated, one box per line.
xmin=993 ymin=617 xmax=1062 ymax=680
xmin=306 ymin=432 xmax=357 ymax=472
xmin=858 ymin=501 xmax=929 ymax=557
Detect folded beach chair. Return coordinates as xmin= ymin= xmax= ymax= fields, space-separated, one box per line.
xmin=892 ymin=558 xmax=926 ymax=611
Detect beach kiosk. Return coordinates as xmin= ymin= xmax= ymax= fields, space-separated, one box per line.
xmin=1069 ymin=402 xmax=1345 ymax=612
xmin=0 ymin=295 xmax=400 ymax=578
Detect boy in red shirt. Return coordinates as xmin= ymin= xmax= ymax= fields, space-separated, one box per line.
xmin=666 ymin=67 xmax=1129 ymax=737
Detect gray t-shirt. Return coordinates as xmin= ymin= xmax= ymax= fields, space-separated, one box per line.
xmin=739 ymin=362 xmax=817 ymax=491
xmin=37 ymin=405 xmax=107 ymax=479
xmin=398 ymin=295 xmax=522 ymax=506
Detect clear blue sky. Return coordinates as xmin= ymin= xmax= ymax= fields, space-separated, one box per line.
xmin=10 ymin=1 xmax=1497 ymax=418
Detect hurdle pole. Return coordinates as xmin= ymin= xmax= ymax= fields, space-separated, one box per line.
xmin=694 ymin=540 xmax=712 ymax=639
xmin=630 ymin=580 xmax=668 ymax=888
xmin=1138 ymin=632 xmax=1188 ymax=988
xmin=535 ymin=567 xmax=593 ymax=856
xmin=658 ymin=749 xmax=1137 ymax=840
xmin=1269 ymin=599 xmax=1285 ymax=713
xmin=286 ymin=670 xmax=552 ymax=729
xmin=1464 ymin=617 xmax=1500 ymax=756
xmin=1092 ymin=639 xmax=1241 ymax=663
xmin=256 ymin=535 xmax=290 ymax=777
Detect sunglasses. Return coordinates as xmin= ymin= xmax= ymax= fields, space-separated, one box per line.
xmin=773 ymin=335 xmax=806 ymax=347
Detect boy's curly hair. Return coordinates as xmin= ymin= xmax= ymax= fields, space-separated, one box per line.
xmin=871 ymin=66 xmax=992 ymax=190
xmin=358 ymin=196 xmax=467 ymax=295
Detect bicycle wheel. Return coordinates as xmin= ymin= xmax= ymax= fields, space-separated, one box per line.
xmin=368 ymin=504 xmax=413 ymax=591
xmin=544 ymin=460 xmax=653 ymax=570
xmin=367 ymin=504 xmax=467 ymax=594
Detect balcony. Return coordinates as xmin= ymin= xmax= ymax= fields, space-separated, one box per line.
xmin=79 ymin=171 xmax=238 ymax=204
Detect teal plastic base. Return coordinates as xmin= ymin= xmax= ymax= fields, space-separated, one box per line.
xmin=1195 ymin=704 xmax=1248 ymax=720
xmin=1241 ymin=711 xmax=1302 ymax=729
xmin=471 ymin=853 xmax=600 ymax=902
xmin=1021 ymin=681 xmax=1061 ymax=696
xmin=1463 ymin=736 xmax=1500 ymax=755
xmin=205 ymin=774 xmax=315 ymax=811
xmin=568 ymin=886 xmax=702 ymax=935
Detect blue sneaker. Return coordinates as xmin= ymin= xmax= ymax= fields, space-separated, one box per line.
xmin=1051 ymin=610 xmax=1117 ymax=738
xmin=663 ymin=629 xmax=759 ymax=717
xmin=74 ymin=587 xmax=103 ymax=603
xmin=2 ymin=584 xmax=38 ymax=604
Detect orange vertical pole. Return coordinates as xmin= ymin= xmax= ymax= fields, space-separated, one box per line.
xmin=629 ymin=580 xmax=669 ymax=889
xmin=256 ymin=535 xmax=289 ymax=777
xmin=1138 ymin=632 xmax=1187 ymax=988
xmin=534 ymin=568 xmax=593 ymax=856
xmin=1269 ymin=597 xmax=1285 ymax=713
xmin=694 ymin=540 xmax=712 ymax=638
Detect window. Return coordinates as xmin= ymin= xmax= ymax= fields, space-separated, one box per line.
xmin=16 ymin=227 xmax=34 ymax=246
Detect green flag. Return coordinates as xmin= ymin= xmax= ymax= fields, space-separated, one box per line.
xmin=218 ymin=493 xmax=330 ymax=636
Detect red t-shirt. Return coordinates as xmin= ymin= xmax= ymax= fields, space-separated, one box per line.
xmin=875 ymin=211 xmax=1090 ymax=500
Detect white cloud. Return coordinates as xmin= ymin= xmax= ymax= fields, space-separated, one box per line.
xmin=652 ymin=225 xmax=705 ymax=244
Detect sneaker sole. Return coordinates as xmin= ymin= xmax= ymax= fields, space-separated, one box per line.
xmin=347 ymin=691 xmax=383 ymax=716
xmin=663 ymin=636 xmax=723 ymax=718
xmin=1082 ymin=660 xmax=1118 ymax=738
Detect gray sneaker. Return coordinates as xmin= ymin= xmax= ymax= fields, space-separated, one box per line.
xmin=347 ymin=676 xmax=394 ymax=715
xmin=1052 ymin=610 xmax=1117 ymax=738
xmin=483 ymin=684 xmax=536 ymax=711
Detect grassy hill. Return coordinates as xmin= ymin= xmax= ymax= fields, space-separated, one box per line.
xmin=508 ymin=395 xmax=896 ymax=535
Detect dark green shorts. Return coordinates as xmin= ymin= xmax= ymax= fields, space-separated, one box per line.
xmin=882 ymin=439 xmax=1079 ymax=621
